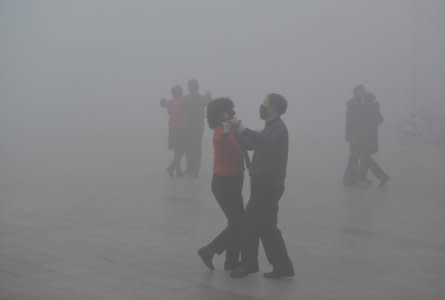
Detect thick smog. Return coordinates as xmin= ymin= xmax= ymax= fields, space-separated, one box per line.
xmin=1 ymin=1 xmax=444 ymax=299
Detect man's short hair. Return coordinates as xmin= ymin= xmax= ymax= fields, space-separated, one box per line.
xmin=268 ymin=93 xmax=288 ymax=115
xmin=188 ymin=79 xmax=199 ymax=91
xmin=354 ymin=84 xmax=366 ymax=95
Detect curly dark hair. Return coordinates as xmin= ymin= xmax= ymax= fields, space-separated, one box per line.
xmin=170 ymin=85 xmax=183 ymax=99
xmin=206 ymin=98 xmax=235 ymax=129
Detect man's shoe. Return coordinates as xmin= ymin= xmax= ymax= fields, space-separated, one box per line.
xmin=224 ymin=261 xmax=240 ymax=271
xmin=379 ymin=175 xmax=389 ymax=188
xmin=230 ymin=265 xmax=258 ymax=278
xmin=197 ymin=247 xmax=215 ymax=270
xmin=167 ymin=167 xmax=174 ymax=177
xmin=263 ymin=268 xmax=295 ymax=279
xmin=362 ymin=178 xmax=373 ymax=185
xmin=343 ymin=179 xmax=358 ymax=187
xmin=357 ymin=180 xmax=372 ymax=188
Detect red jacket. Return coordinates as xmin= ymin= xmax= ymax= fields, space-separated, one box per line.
xmin=213 ymin=126 xmax=244 ymax=176
xmin=166 ymin=99 xmax=187 ymax=129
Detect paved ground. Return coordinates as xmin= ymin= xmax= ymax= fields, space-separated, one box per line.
xmin=1 ymin=132 xmax=445 ymax=299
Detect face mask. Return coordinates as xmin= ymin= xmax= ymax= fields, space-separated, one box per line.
xmin=259 ymin=105 xmax=268 ymax=120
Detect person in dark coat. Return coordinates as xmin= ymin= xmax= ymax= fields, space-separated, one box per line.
xmin=344 ymin=85 xmax=389 ymax=187
xmin=229 ymin=93 xmax=294 ymax=279
xmin=183 ymin=79 xmax=212 ymax=178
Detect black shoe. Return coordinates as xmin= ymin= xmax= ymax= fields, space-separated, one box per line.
xmin=263 ymin=268 xmax=295 ymax=279
xmin=344 ymin=179 xmax=357 ymax=187
xmin=224 ymin=261 xmax=240 ymax=271
xmin=357 ymin=180 xmax=372 ymax=188
xmin=362 ymin=178 xmax=374 ymax=185
xmin=379 ymin=175 xmax=389 ymax=188
xmin=230 ymin=265 xmax=258 ymax=278
xmin=197 ymin=247 xmax=214 ymax=270
xmin=185 ymin=171 xmax=199 ymax=179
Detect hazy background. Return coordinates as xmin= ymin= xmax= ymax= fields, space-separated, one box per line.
xmin=1 ymin=1 xmax=445 ymax=299
xmin=2 ymin=0 xmax=445 ymax=193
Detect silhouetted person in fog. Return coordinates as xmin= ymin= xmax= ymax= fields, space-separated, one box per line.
xmin=229 ymin=94 xmax=294 ymax=279
xmin=183 ymin=79 xmax=212 ymax=177
xmin=197 ymin=98 xmax=245 ymax=271
xmin=160 ymin=86 xmax=187 ymax=177
xmin=344 ymin=85 xmax=389 ymax=187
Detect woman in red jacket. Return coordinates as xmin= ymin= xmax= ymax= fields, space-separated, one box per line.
xmin=160 ymin=86 xmax=187 ymax=177
xmin=197 ymin=98 xmax=245 ymax=271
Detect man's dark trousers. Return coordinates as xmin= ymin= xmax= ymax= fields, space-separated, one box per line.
xmin=359 ymin=153 xmax=387 ymax=182
xmin=240 ymin=183 xmax=293 ymax=271
xmin=344 ymin=148 xmax=387 ymax=184
xmin=344 ymin=147 xmax=360 ymax=185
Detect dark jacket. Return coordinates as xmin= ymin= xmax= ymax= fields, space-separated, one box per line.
xmin=242 ymin=118 xmax=288 ymax=185
xmin=183 ymin=92 xmax=211 ymax=137
xmin=346 ymin=97 xmax=383 ymax=155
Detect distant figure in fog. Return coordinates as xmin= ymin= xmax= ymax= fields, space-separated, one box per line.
xmin=160 ymin=85 xmax=187 ymax=177
xmin=228 ymin=93 xmax=295 ymax=279
xmin=344 ymin=85 xmax=389 ymax=187
xmin=183 ymin=79 xmax=212 ymax=177
xmin=197 ymin=98 xmax=245 ymax=271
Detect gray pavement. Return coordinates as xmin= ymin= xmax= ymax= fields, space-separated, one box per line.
xmin=1 ymin=134 xmax=445 ymax=299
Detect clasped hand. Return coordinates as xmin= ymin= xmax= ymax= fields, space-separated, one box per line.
xmin=222 ymin=119 xmax=243 ymax=133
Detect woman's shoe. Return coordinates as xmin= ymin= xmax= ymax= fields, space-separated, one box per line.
xmin=197 ymin=247 xmax=215 ymax=270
